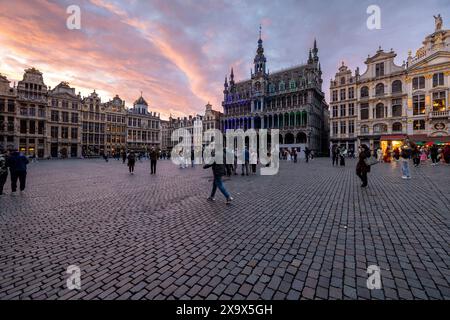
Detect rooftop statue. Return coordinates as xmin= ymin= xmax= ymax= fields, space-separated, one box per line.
xmin=433 ymin=14 xmax=442 ymax=31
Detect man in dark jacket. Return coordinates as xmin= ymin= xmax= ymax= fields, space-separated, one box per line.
xmin=149 ymin=147 xmax=158 ymax=174
xmin=204 ymin=158 xmax=233 ymax=204
xmin=6 ymin=149 xmax=29 ymax=194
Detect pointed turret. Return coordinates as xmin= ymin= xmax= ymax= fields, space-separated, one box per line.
xmin=229 ymin=68 xmax=235 ymax=86
xmin=253 ymin=25 xmax=267 ymax=76
xmin=308 ymin=49 xmax=313 ymax=64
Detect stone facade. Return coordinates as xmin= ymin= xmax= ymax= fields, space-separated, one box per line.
xmin=221 ymin=32 xmax=329 ymax=155
xmin=48 ymin=82 xmax=82 ymax=158
xmin=0 ymin=68 xmax=162 ymax=157
xmin=126 ymin=95 xmax=160 ymax=152
xmin=330 ymin=16 xmax=450 ymax=151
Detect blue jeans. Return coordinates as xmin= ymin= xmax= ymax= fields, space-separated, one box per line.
xmin=401 ymin=160 xmax=410 ymax=177
xmin=211 ymin=176 xmax=230 ymax=199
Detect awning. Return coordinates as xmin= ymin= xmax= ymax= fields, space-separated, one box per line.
xmin=380 ymin=134 xmax=406 ymax=141
xmin=410 ymin=134 xmax=450 ymax=144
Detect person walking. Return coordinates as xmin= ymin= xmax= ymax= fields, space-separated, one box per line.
xmin=332 ymin=145 xmax=338 ymax=166
xmin=376 ymin=148 xmax=383 ymax=163
xmin=430 ymin=144 xmax=439 ymax=166
xmin=292 ymin=148 xmax=298 ymax=163
xmin=250 ymin=150 xmax=257 ymax=174
xmin=149 ymin=147 xmax=158 ymax=174
xmin=400 ymin=137 xmax=414 ymax=179
xmin=127 ymin=151 xmax=136 ymax=174
xmin=304 ymin=147 xmax=311 ymax=163
xmin=6 ymin=148 xmax=29 ymax=195
xmin=203 ymin=154 xmax=233 ymax=205
xmin=122 ymin=151 xmax=127 ymax=164
xmin=241 ymin=147 xmax=249 ymax=176
xmin=339 ymin=146 xmax=346 ymax=166
xmin=443 ymin=145 xmax=450 ymax=165
xmin=356 ymin=144 xmax=371 ymax=188
xmin=412 ymin=145 xmax=421 ymax=167
xmin=0 ymin=149 xmax=8 ymax=195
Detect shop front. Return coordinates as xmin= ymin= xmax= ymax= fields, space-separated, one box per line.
xmin=380 ymin=134 xmax=406 ymax=155
xmin=410 ymin=134 xmax=450 ymax=147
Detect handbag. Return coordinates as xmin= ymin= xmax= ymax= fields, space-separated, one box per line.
xmin=364 ymin=156 xmax=378 ymax=166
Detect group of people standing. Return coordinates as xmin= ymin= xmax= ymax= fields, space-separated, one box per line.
xmin=280 ymin=147 xmax=313 ymax=163
xmin=376 ymin=144 xmax=450 ymax=166
xmin=119 ymin=147 xmax=160 ymax=174
xmin=0 ymin=148 xmax=29 ymax=196
xmin=331 ymin=145 xmax=348 ymax=167
xmin=355 ymin=136 xmax=450 ymax=188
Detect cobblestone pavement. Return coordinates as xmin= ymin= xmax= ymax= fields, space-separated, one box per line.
xmin=0 ymin=157 xmax=449 ymax=300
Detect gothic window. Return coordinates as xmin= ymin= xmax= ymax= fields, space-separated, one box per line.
xmin=289 ymin=80 xmax=296 ymax=89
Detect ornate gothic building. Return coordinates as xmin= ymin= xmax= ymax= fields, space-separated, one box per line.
xmin=221 ymin=31 xmax=329 ymax=155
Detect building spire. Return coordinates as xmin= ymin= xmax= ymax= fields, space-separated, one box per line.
xmin=308 ymin=49 xmax=313 ymax=64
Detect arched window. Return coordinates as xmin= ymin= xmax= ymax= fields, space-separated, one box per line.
xmin=361 ymin=125 xmax=369 ymax=134
xmin=392 ymin=80 xmax=402 ymax=93
xmin=392 ymin=99 xmax=402 ymax=117
xmin=360 ymin=86 xmax=369 ymax=98
xmin=373 ymin=123 xmax=387 ymax=133
xmin=375 ymin=103 xmax=385 ymax=119
xmin=392 ymin=122 xmax=402 ymax=132
xmin=296 ymin=132 xmax=307 ymax=143
xmin=340 ymin=77 xmax=346 ymax=85
xmin=285 ymin=133 xmax=294 ymax=144
xmin=375 ymin=83 xmax=384 ymax=96
xmin=279 ymin=81 xmax=285 ymax=91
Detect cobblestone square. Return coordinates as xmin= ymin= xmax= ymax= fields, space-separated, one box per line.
xmin=0 ymin=158 xmax=449 ymax=300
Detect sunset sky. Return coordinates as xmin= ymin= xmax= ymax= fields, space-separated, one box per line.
xmin=0 ymin=0 xmax=447 ymax=119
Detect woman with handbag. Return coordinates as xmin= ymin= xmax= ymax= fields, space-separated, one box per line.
xmin=356 ymin=144 xmax=371 ymax=188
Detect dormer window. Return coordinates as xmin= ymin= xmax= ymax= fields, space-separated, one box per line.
xmin=375 ymin=63 xmax=384 ymax=77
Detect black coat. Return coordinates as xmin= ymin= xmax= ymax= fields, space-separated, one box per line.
xmin=203 ymin=162 xmax=225 ymax=178
xmin=356 ymin=149 xmax=371 ymax=174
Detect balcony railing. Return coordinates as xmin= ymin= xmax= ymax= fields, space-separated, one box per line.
xmin=429 ymin=110 xmax=449 ymax=118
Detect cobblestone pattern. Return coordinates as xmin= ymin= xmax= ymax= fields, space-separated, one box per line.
xmin=0 ymin=158 xmax=449 ymax=300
